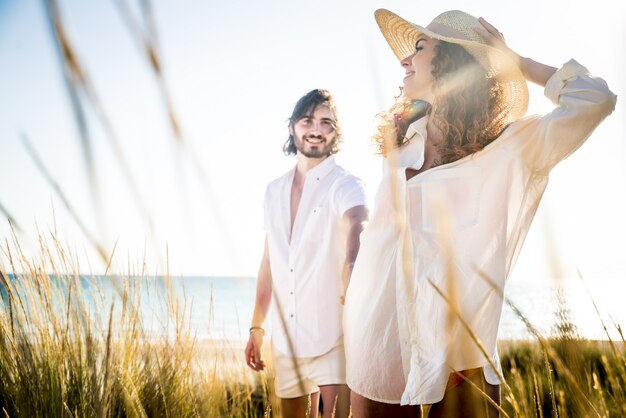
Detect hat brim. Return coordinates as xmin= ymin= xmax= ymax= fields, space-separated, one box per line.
xmin=374 ymin=9 xmax=529 ymax=123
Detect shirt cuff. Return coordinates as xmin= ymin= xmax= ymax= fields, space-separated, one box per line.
xmin=544 ymin=59 xmax=590 ymax=104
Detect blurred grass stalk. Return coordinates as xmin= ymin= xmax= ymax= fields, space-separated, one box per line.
xmin=388 ymin=152 xmax=626 ymax=416
xmin=416 ymin=223 xmax=625 ymax=417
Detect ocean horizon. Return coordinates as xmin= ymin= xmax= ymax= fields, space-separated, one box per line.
xmin=2 ymin=273 xmax=624 ymax=342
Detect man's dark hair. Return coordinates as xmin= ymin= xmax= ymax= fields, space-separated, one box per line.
xmin=283 ymin=89 xmax=342 ymax=156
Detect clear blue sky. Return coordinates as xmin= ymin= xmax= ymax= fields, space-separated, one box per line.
xmin=1 ymin=0 xmax=625 ymax=281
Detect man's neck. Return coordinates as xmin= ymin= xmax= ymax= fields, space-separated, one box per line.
xmin=295 ymin=153 xmax=328 ymax=177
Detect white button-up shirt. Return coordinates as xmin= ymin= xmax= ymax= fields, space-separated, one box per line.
xmin=265 ymin=156 xmax=367 ymax=358
xmin=344 ymin=60 xmax=617 ymax=404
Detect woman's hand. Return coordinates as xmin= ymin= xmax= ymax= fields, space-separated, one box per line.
xmin=475 ymin=17 xmax=521 ymax=65
xmin=476 ymin=16 xmax=557 ymax=87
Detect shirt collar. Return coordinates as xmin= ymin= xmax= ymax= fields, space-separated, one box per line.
xmin=406 ymin=116 xmax=428 ymax=141
xmin=402 ymin=116 xmax=428 ymax=170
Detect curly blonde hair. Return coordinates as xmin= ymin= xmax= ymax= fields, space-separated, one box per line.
xmin=374 ymin=41 xmax=507 ymax=164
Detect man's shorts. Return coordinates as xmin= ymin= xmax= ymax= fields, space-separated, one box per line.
xmin=272 ymin=342 xmax=346 ymax=399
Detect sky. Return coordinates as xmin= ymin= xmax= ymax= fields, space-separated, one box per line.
xmin=0 ymin=0 xmax=625 ymax=282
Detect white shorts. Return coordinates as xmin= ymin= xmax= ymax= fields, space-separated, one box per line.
xmin=272 ymin=342 xmax=347 ymax=399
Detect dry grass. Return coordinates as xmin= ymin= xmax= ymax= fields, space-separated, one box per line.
xmin=0 ymin=232 xmax=273 ymax=417
xmin=500 ymin=338 xmax=626 ymax=417
xmin=1 ymin=230 xmax=625 ymax=417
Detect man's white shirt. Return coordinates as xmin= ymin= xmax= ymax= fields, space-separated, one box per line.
xmin=264 ymin=156 xmax=367 ymax=357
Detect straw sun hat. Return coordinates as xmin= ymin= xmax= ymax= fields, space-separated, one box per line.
xmin=374 ymin=9 xmax=529 ymax=124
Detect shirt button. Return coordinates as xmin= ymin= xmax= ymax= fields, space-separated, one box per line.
xmin=290 ymin=291 xmax=294 ymax=295
xmin=290 ymin=314 xmax=294 ymax=318
xmin=290 ymin=268 xmax=293 ymax=272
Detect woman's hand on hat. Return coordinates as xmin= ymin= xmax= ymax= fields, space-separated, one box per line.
xmin=476 ymin=17 xmax=522 ymax=68
xmin=476 ymin=17 xmax=507 ymax=48
xmin=477 ymin=16 xmax=556 ymax=86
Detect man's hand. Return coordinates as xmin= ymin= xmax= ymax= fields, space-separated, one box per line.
xmin=245 ymin=330 xmax=265 ymax=371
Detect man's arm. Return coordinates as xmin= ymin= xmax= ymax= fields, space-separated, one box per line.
xmin=245 ymin=238 xmax=272 ymax=371
xmin=341 ymin=205 xmax=369 ymax=304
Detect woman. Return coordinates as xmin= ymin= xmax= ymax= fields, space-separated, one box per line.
xmin=343 ymin=9 xmax=616 ymax=418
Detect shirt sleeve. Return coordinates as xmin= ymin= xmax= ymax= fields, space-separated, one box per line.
xmin=333 ymin=174 xmax=368 ymax=216
xmin=519 ymin=59 xmax=617 ymax=172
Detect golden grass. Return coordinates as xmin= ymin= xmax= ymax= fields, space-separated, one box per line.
xmin=499 ymin=338 xmax=626 ymax=417
xmin=1 ymin=231 xmax=625 ymax=417
xmin=0 ymin=232 xmax=274 ymax=417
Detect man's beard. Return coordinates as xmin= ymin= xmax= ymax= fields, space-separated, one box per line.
xmin=295 ymin=134 xmax=335 ymax=158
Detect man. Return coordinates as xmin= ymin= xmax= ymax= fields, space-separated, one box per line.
xmin=245 ymin=89 xmax=368 ymax=418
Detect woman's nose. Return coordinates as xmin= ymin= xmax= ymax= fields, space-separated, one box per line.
xmin=400 ymin=53 xmax=414 ymax=67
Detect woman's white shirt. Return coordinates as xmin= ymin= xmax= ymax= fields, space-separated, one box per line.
xmin=343 ymin=59 xmax=617 ymax=405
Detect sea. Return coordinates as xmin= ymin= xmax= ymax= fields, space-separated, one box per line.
xmin=2 ymin=274 xmax=625 ymax=342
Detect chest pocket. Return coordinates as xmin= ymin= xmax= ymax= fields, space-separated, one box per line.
xmin=417 ymin=167 xmax=482 ymax=233
xmin=300 ymin=206 xmax=326 ymax=242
